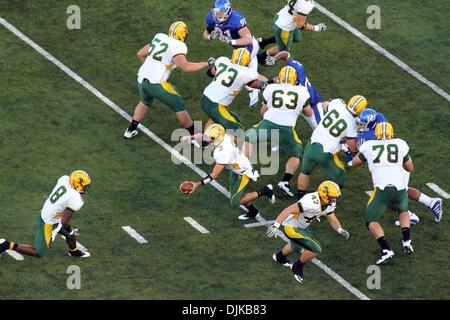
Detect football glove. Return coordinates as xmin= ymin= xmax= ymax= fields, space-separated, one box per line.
xmin=258 ymin=80 xmax=269 ymax=91
xmin=266 ymin=223 xmax=280 ymax=238
xmin=219 ymin=34 xmax=232 ymax=44
xmin=207 ymin=57 xmax=216 ymax=66
xmin=313 ymin=23 xmax=327 ymax=32
xmin=337 ymin=228 xmax=350 ymax=240
xmin=208 ymin=29 xmax=221 ymax=41
xmin=265 ymin=55 xmax=276 ymax=66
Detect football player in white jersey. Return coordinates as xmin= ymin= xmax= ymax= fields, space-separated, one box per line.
xmin=267 ymin=181 xmax=349 ymax=284
xmin=257 ymin=0 xmax=327 ymax=66
xmin=243 ymin=66 xmax=312 ymax=197
xmin=180 ymin=124 xmax=275 ymax=220
xmin=124 ymin=21 xmax=215 ymax=139
xmin=352 ymin=123 xmax=414 ymax=265
xmin=297 ymin=96 xmax=367 ymax=199
xmin=202 ymin=48 xmax=266 ymax=132
xmin=0 ymin=171 xmax=91 ymax=259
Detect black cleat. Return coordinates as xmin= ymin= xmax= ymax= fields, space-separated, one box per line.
xmin=68 ymin=249 xmax=91 ymax=258
xmin=273 ymin=252 xmax=292 ymax=268
xmin=291 ymin=261 xmax=305 ymax=284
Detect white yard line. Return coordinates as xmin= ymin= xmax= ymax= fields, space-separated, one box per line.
xmin=121 ymin=226 xmax=149 ymax=244
xmin=0 ymin=17 xmax=369 ymax=300
xmin=315 ymin=2 xmax=450 ymax=103
xmin=244 ymin=220 xmax=275 ymax=228
xmin=426 ymin=183 xmax=450 ymax=199
xmin=6 ymin=250 xmax=24 ymax=261
xmin=184 ymin=217 xmax=210 ymax=234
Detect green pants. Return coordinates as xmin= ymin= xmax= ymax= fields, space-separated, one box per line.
xmin=201 ymin=95 xmax=244 ymax=131
xmin=229 ymin=172 xmax=250 ymax=207
xmin=244 ymin=119 xmax=303 ymax=158
xmin=273 ymin=15 xmax=303 ymax=51
xmin=301 ymin=142 xmax=346 ymax=188
xmin=34 ymin=215 xmax=72 ymax=258
xmin=138 ymin=80 xmax=186 ymax=112
xmin=365 ymin=186 xmax=409 ymax=226
xmin=283 ymin=225 xmax=322 ymax=254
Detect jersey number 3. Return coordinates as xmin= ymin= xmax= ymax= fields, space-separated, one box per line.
xmin=214 ymin=63 xmax=238 ymax=88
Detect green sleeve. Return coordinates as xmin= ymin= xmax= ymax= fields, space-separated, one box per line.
xmin=359 ymin=153 xmax=367 ymax=162
xmin=403 ymin=154 xmax=411 ymax=163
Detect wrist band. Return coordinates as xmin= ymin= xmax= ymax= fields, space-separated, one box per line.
xmin=230 ymin=39 xmax=237 ymax=46
xmin=274 ymin=222 xmax=281 ymax=229
xmin=201 ymin=175 xmax=213 ymax=185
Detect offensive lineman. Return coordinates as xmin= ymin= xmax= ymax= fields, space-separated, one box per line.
xmin=243 ymin=66 xmax=313 ymax=197
xmin=352 ymin=122 xmax=414 ymax=264
xmin=0 ymin=171 xmax=92 ymax=259
xmin=181 ymin=124 xmax=275 ymax=220
xmin=297 ymin=96 xmax=367 ymax=199
xmin=202 ymin=48 xmax=265 ymax=132
xmin=124 ymin=21 xmax=214 ymax=139
xmin=267 ymin=181 xmax=349 ymax=284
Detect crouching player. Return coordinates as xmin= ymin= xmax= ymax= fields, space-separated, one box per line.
xmin=352 ymin=122 xmax=414 ymax=264
xmin=0 ymin=171 xmax=91 ymax=259
xmin=266 ymin=181 xmax=349 ymax=284
xmin=181 ymin=124 xmax=275 ymax=220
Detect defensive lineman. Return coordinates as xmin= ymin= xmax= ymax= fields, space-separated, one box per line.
xmin=352 ymin=122 xmax=414 ymax=264
xmin=0 ymin=171 xmax=91 ymax=258
xmin=124 ymin=21 xmax=214 ymax=139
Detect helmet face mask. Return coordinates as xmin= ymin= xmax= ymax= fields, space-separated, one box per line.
xmin=212 ymin=0 xmax=232 ymax=23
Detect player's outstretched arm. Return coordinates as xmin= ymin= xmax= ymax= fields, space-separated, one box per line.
xmin=137 ymin=45 xmax=150 ymax=63
xmin=351 ymin=153 xmax=365 ymax=167
xmin=326 ymin=213 xmax=350 ymax=239
xmin=173 ymin=54 xmax=211 ymax=73
xmin=189 ymin=164 xmax=225 ymax=194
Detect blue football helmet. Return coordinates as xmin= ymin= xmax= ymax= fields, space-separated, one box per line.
xmin=356 ymin=108 xmax=378 ymax=132
xmin=212 ymin=0 xmax=232 ymax=23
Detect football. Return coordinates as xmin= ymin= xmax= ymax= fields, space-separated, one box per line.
xmin=180 ymin=181 xmax=194 ymax=194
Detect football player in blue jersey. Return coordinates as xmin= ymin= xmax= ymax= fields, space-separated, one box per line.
xmin=271 ymin=51 xmax=325 ymax=129
xmin=203 ymin=0 xmax=261 ymax=108
xmin=351 ymin=108 xmax=443 ymax=224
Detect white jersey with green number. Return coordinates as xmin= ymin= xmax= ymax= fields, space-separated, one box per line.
xmin=203 ymin=56 xmax=259 ymax=107
xmin=275 ymin=0 xmax=315 ymax=31
xmin=310 ymin=99 xmax=357 ymax=153
xmin=213 ymin=134 xmax=259 ymax=181
xmin=137 ymin=33 xmax=187 ymax=84
xmin=263 ymin=83 xmax=310 ymax=127
xmin=359 ymin=138 xmax=410 ymax=190
xmin=40 ymin=176 xmax=84 ymax=225
xmin=283 ymin=192 xmax=335 ymax=229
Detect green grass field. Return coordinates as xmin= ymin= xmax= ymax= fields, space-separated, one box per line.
xmin=0 ymin=0 xmax=449 ymax=300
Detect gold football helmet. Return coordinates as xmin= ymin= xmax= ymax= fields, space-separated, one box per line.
xmin=374 ymin=122 xmax=395 ymax=140
xmin=279 ymin=66 xmax=297 ymax=85
xmin=318 ymin=181 xmax=341 ymax=206
xmin=168 ymin=21 xmax=188 ymax=42
xmin=347 ymin=95 xmax=367 ymax=116
xmin=231 ymin=48 xmax=251 ymax=67
xmin=204 ymin=123 xmax=226 ymax=146
xmin=69 ymin=170 xmax=91 ymax=194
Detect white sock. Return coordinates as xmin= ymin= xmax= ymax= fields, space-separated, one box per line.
xmin=418 ymin=193 xmax=433 ymax=208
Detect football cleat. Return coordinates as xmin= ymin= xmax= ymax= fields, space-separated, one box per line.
xmin=124 ymin=128 xmax=138 ymax=139
xmin=273 ymin=252 xmax=292 ymax=268
xmin=248 ymin=89 xmax=259 ymax=108
xmin=238 ymin=211 xmax=261 ymax=221
xmin=430 ymin=198 xmax=443 ymax=222
xmin=376 ymin=249 xmax=394 ymax=265
xmin=291 ymin=262 xmax=305 ymax=284
xmin=277 ymin=181 xmax=294 ymax=197
xmin=68 ymin=249 xmax=91 ymax=258
xmin=402 ymin=240 xmax=414 ymax=255
xmin=266 ymin=184 xmax=276 ymax=204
